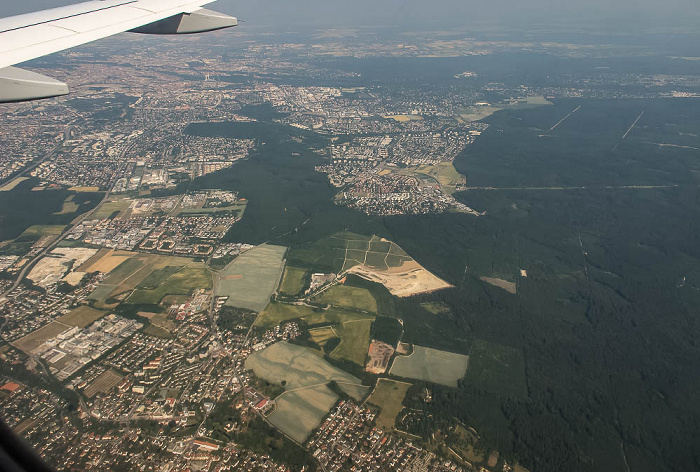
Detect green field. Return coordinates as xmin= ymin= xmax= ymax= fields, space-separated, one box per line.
xmin=257 ymin=302 xmax=373 ymax=365
xmin=57 ymin=306 xmax=107 ymax=328
xmin=87 ymin=285 xmax=116 ymax=304
xmin=414 ymin=162 xmax=466 ymax=195
xmin=177 ymin=200 xmax=247 ymax=216
xmin=255 ymin=302 xmax=372 ymax=328
xmin=104 ymin=258 xmax=146 ymax=285
xmin=279 ymin=266 xmax=307 ymax=295
xmin=20 ymin=225 xmax=65 ymax=237
xmin=14 ymin=321 xmax=72 ymax=353
xmin=367 ymin=379 xmax=412 ymax=431
xmin=286 ymin=231 xmax=370 ymax=273
xmin=464 ymin=339 xmax=527 ymax=397
xmin=87 ymin=252 xmax=197 ymax=307
xmin=245 ymin=341 xmax=367 ymax=395
xmin=390 ymin=345 xmax=469 ymax=388
xmin=308 ymin=326 xmax=338 ymax=346
xmin=245 ymin=342 xmax=369 ymax=442
xmin=91 ymin=199 xmax=131 ymax=219
xmin=142 ymin=324 xmax=173 ymax=338
xmin=219 ymin=244 xmax=287 ymax=312
xmin=137 ymin=266 xmax=182 ymax=290
xmin=313 ymin=285 xmax=378 ymax=312
xmin=54 ymin=196 xmax=79 ymax=215
xmin=269 ymin=385 xmax=339 ymax=443
xmin=457 ymin=97 xmax=552 ymax=123
xmin=330 ymin=319 xmax=373 ymax=366
xmin=127 ymin=263 xmax=212 ymax=305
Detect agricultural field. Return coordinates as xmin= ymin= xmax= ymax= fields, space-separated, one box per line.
xmin=457 ymin=96 xmax=552 ymax=122
xmin=245 ymin=342 xmax=369 ymax=443
xmin=19 ymin=225 xmax=65 ymax=237
xmin=464 ymin=339 xmax=527 ymax=397
xmin=137 ymin=266 xmax=182 ymax=290
xmin=127 ymin=263 xmax=211 ymax=305
xmin=383 ymin=114 xmax=424 ymax=122
xmin=342 ymin=235 xmax=452 ymax=297
xmin=286 ymin=231 xmax=361 ymax=273
xmin=413 ymin=162 xmax=466 ymax=195
xmin=390 ymin=345 xmax=469 ymax=388
xmin=255 ymin=302 xmax=371 ymax=328
xmin=367 ymin=379 xmax=412 ymax=431
xmin=13 ymin=321 xmax=72 ymax=354
xmin=57 ymin=306 xmax=107 ymax=328
xmin=244 ymin=342 xmax=366 ymax=392
xmin=313 ymin=285 xmax=377 ymax=312
xmin=341 ymin=235 xmax=412 ymax=272
xmin=329 ymin=319 xmax=373 ymax=366
xmin=90 ymin=198 xmax=131 ymax=219
xmin=288 ymin=232 xmax=451 ymax=297
xmin=0 ymin=177 xmax=29 ymax=192
xmin=83 ymin=369 xmax=123 ymax=398
xmin=78 ymin=249 xmax=132 ymax=274
xmin=219 ymin=244 xmax=287 ymax=312
xmin=256 ymin=303 xmax=373 ymax=365
xmin=308 ymin=326 xmax=338 ymax=347
xmin=83 ymin=251 xmax=194 ymax=308
xmin=176 ymin=200 xmax=247 ymax=216
xmin=139 ymin=311 xmax=176 ymax=336
xmin=279 ymin=266 xmax=307 ymax=295
xmin=67 ymin=186 xmax=100 ymax=193
xmin=269 ymin=385 xmax=339 ymax=443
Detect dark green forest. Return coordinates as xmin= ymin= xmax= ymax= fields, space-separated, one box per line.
xmin=190 ymin=96 xmax=700 ymax=472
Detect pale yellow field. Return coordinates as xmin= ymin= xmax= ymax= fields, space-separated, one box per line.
xmin=383 ymin=114 xmax=424 ymax=122
xmin=68 ymin=186 xmax=100 ymax=192
xmin=79 ymin=249 xmax=133 ymax=274
xmin=0 ymin=177 xmax=29 ymax=192
xmin=480 ymin=276 xmax=517 ymax=294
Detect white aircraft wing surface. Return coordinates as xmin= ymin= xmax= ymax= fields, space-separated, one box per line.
xmin=0 ymin=0 xmax=237 ymax=102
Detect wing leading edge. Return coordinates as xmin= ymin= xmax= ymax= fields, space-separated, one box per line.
xmin=0 ymin=0 xmax=237 ymax=102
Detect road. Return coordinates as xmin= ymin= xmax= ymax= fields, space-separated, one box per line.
xmin=548 ymin=105 xmax=581 ymax=131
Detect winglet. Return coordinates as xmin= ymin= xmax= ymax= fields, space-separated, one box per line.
xmin=130 ymin=9 xmax=237 ymax=35
xmin=0 ymin=66 xmax=68 ymax=103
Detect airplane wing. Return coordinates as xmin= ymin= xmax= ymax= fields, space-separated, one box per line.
xmin=0 ymin=0 xmax=237 ymax=103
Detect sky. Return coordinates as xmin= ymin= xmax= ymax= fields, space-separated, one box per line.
xmin=1 ymin=0 xmax=699 ymax=31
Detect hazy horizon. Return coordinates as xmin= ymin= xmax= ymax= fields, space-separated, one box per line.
xmin=1 ymin=0 xmax=699 ymax=33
